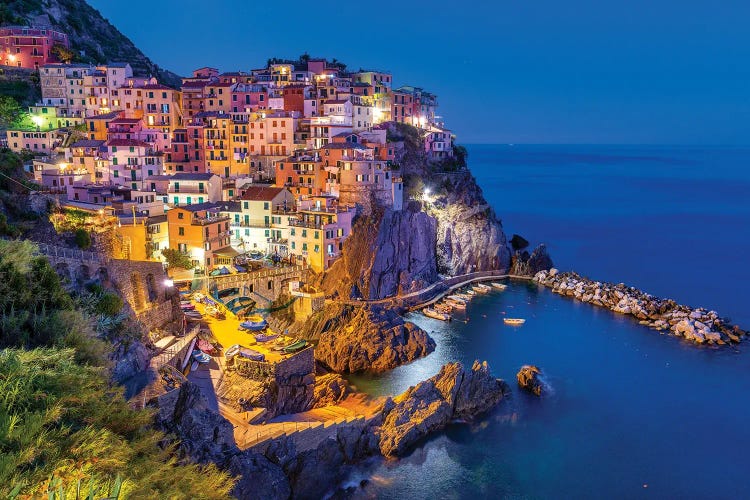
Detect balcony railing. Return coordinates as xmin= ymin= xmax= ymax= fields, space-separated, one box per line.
xmin=191 ymin=215 xmax=230 ymax=225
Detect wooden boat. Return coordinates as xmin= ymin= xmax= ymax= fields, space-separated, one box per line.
xmin=180 ymin=302 xmax=195 ymax=311
xmin=473 ymin=284 xmax=491 ymax=294
xmin=271 ymin=337 xmax=294 ymax=351
xmin=238 ymin=347 xmax=265 ymax=361
xmin=464 ymin=288 xmax=476 ymax=296
xmin=447 ymin=295 xmax=467 ymax=303
xmin=240 ymin=319 xmax=268 ymax=331
xmin=254 ymin=332 xmax=279 ymax=343
xmin=503 ymin=318 xmax=526 ymax=326
xmin=224 ymin=344 xmax=242 ymax=360
xmin=422 ymin=307 xmax=450 ymax=321
xmin=205 ymin=306 xmax=225 ymax=320
xmin=191 ymin=349 xmax=211 ymax=364
xmin=184 ymin=311 xmax=202 ymax=320
xmin=196 ymin=339 xmax=216 ymax=354
xmin=445 ymin=299 xmax=466 ymax=310
xmin=491 ymin=282 xmax=508 ymax=290
xmin=282 ymin=339 xmax=307 ymax=354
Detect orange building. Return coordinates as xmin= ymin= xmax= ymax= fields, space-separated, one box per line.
xmin=166 ymin=203 xmax=231 ymax=270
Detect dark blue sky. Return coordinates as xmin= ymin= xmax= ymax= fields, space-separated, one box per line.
xmin=89 ymin=0 xmax=750 ymax=144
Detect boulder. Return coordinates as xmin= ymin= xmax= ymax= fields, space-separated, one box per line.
xmin=516 ymin=365 xmax=544 ymax=396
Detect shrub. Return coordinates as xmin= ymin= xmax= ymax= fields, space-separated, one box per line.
xmin=162 ymin=248 xmax=193 ymax=269
xmin=74 ymin=228 xmax=92 ymax=249
xmin=95 ymin=292 xmax=123 ymax=316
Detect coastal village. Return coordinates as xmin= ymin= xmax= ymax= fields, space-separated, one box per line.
xmin=2 ymin=15 xmax=747 ymax=499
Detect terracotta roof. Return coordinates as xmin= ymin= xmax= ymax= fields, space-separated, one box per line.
xmin=106 ymin=139 xmax=151 ymax=147
xmin=240 ymin=185 xmax=285 ymax=201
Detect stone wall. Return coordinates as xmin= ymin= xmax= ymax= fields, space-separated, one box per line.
xmin=206 ymin=266 xmax=306 ymax=304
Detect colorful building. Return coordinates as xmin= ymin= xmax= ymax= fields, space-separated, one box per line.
xmin=0 ymin=25 xmax=69 ymax=69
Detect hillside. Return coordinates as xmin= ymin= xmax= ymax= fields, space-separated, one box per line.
xmin=0 ymin=0 xmax=182 ymax=87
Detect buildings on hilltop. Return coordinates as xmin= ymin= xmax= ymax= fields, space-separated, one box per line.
xmin=7 ymin=55 xmax=455 ymax=274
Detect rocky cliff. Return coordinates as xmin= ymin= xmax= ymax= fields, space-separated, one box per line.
xmin=302 ymin=302 xmax=436 ymax=373
xmin=428 ymin=173 xmax=512 ymax=275
xmin=3 ymin=0 xmax=181 ymax=87
xmin=319 ymin=202 xmax=438 ymax=300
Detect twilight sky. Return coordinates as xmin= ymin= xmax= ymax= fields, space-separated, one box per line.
xmin=89 ymin=0 xmax=750 ymax=144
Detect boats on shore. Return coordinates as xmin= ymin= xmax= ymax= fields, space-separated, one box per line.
xmin=473 ymin=284 xmax=491 ymax=294
xmin=503 ymin=318 xmax=526 ymax=326
xmin=254 ymin=332 xmax=279 ymax=343
xmin=282 ymin=339 xmax=308 ymax=354
xmin=423 ymin=307 xmax=451 ymax=321
xmin=238 ymin=347 xmax=265 ymax=361
xmin=491 ymin=282 xmax=508 ymax=290
xmin=191 ymin=349 xmax=211 ymax=364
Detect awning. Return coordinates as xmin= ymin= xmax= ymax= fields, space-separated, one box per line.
xmin=214 ymin=247 xmax=241 ymax=258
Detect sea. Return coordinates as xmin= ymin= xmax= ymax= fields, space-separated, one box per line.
xmin=345 ymin=145 xmax=750 ymax=499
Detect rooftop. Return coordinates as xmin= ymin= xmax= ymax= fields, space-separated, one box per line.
xmin=240 ymin=185 xmax=286 ymax=201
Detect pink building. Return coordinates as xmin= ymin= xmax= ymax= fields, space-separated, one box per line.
xmin=0 ymin=26 xmax=69 ymax=69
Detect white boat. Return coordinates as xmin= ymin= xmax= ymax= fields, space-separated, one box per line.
xmin=423 ymin=307 xmax=450 ymax=321
xmin=503 ymin=318 xmax=526 ymax=326
xmin=447 ymin=295 xmax=468 ymax=304
xmin=472 ymin=284 xmax=490 ymax=294
xmin=444 ymin=299 xmax=466 ymax=310
xmin=464 ymin=289 xmax=476 ymax=296
xmin=491 ymin=282 xmax=508 ymax=290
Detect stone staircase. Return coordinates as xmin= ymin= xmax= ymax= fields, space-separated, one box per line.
xmin=236 ymin=414 xmax=367 ymax=451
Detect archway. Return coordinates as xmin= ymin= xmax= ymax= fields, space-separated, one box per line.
xmin=145 ymin=273 xmax=158 ymax=302
xmin=129 ymin=272 xmax=145 ymax=311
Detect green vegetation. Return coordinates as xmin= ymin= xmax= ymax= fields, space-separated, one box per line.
xmin=162 ymin=248 xmax=194 ymax=270
xmin=0 ymin=349 xmax=234 ymax=498
xmin=74 ymin=228 xmax=92 ymax=249
xmin=0 ymin=240 xmax=235 ymax=496
xmin=0 ymin=96 xmax=25 ymax=129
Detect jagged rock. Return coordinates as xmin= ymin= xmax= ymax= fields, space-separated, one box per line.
xmin=517 ymin=365 xmax=544 ymax=396
xmin=230 ymin=452 xmax=291 ymax=500
xmin=110 ymin=340 xmax=151 ymax=384
xmin=313 ymin=305 xmax=436 ymax=373
xmin=432 ymin=174 xmax=512 ymax=275
xmin=376 ymin=361 xmax=507 ymax=457
xmin=511 ymin=244 xmax=554 ymax=276
xmin=156 ymin=382 xmax=238 ymax=464
xmin=320 ymin=208 xmax=438 ymax=300
xmin=510 ymin=234 xmax=530 ymax=251
xmin=311 ymin=373 xmax=351 ymax=408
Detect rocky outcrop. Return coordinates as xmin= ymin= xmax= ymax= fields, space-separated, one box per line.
xmin=534 ymin=269 xmax=747 ymax=345
xmin=229 ymin=452 xmax=291 ymax=500
xmin=156 ymin=382 xmax=238 ymax=465
xmin=516 ymin=365 xmax=544 ymax=396
xmin=110 ymin=340 xmax=151 ymax=384
xmin=312 ymin=304 xmax=436 ymax=373
xmin=376 ymin=361 xmax=508 ymax=457
xmin=311 ymin=373 xmax=352 ymax=408
xmin=430 ymin=173 xmax=512 ymax=276
xmin=320 ymin=204 xmax=438 ymax=300
xmin=511 ymin=244 xmax=554 ymax=276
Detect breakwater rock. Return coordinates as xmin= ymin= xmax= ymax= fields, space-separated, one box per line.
xmin=534 ymin=269 xmax=746 ymax=345
xmin=376 ymin=360 xmax=509 ymax=457
xmin=517 ymin=365 xmax=544 ymax=396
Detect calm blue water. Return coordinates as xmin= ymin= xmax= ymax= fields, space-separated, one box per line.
xmin=346 ymin=145 xmax=750 ymax=499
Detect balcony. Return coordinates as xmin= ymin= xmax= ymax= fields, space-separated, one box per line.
xmin=168 ymin=186 xmax=207 ymax=194
xmin=191 ymin=215 xmax=230 ymax=225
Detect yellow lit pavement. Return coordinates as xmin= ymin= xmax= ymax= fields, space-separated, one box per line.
xmin=189 ymin=299 xmax=288 ymax=363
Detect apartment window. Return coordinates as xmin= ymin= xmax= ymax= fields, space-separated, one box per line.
xmin=178 ymin=227 xmax=185 ymax=236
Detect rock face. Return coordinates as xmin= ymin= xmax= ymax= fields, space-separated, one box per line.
xmin=534 ymin=269 xmax=747 ymax=346
xmin=511 ymin=244 xmax=554 ymax=276
xmin=431 ymin=173 xmax=512 ymax=276
xmin=376 ymin=361 xmax=508 ymax=457
xmin=320 ymin=205 xmax=438 ymax=300
xmin=156 ymin=382 xmax=238 ymax=465
xmin=110 ymin=340 xmax=151 ymax=384
xmin=311 ymin=373 xmax=352 ymax=408
xmin=516 ymin=365 xmax=544 ymax=396
xmin=313 ymin=304 xmax=436 ymax=373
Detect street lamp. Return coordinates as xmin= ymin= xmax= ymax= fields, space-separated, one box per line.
xmin=31 ymin=115 xmax=43 ymax=131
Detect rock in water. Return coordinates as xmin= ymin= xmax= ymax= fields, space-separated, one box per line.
xmin=511 ymin=244 xmax=554 ymax=276
xmin=312 ymin=304 xmax=436 ymax=373
xmin=377 ymin=361 xmax=508 ymax=457
xmin=517 ymin=365 xmax=544 ymax=396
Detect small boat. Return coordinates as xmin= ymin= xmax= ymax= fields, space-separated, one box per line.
xmin=238 ymin=348 xmax=265 ymax=361
xmin=445 ymin=299 xmax=466 ymax=310
xmin=240 ymin=319 xmax=268 ymax=331
xmin=184 ymin=310 xmax=202 ymax=318
xmin=453 ymin=293 xmax=473 ymax=301
xmin=464 ymin=289 xmax=476 ymax=296
xmin=423 ymin=307 xmax=450 ymax=321
xmin=196 ymin=339 xmax=216 ymax=354
xmin=180 ymin=301 xmax=195 ymax=311
xmin=491 ymin=282 xmax=508 ymax=290
xmin=473 ymin=284 xmax=491 ymax=294
xmin=447 ymin=295 xmax=467 ymax=304
xmin=282 ymin=339 xmax=307 ymax=354
xmin=191 ymin=349 xmax=211 ymax=364
xmin=254 ymin=332 xmax=279 ymax=343
xmin=205 ymin=306 xmax=225 ymax=319
xmin=272 ymin=337 xmax=294 ymax=351
xmin=503 ymin=318 xmax=526 ymax=326
xmin=224 ymin=344 xmax=242 ymax=359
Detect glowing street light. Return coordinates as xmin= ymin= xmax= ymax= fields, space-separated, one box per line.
xmin=163 ymin=278 xmax=174 ymax=287
xmin=8 ymin=54 xmax=16 ymax=63
xmin=31 ymin=115 xmax=43 ymax=129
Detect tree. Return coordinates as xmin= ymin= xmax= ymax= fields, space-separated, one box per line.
xmin=162 ymin=248 xmax=194 ymax=269
xmin=51 ymin=43 xmax=76 ymax=64
xmin=0 ymin=96 xmax=23 ymax=129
